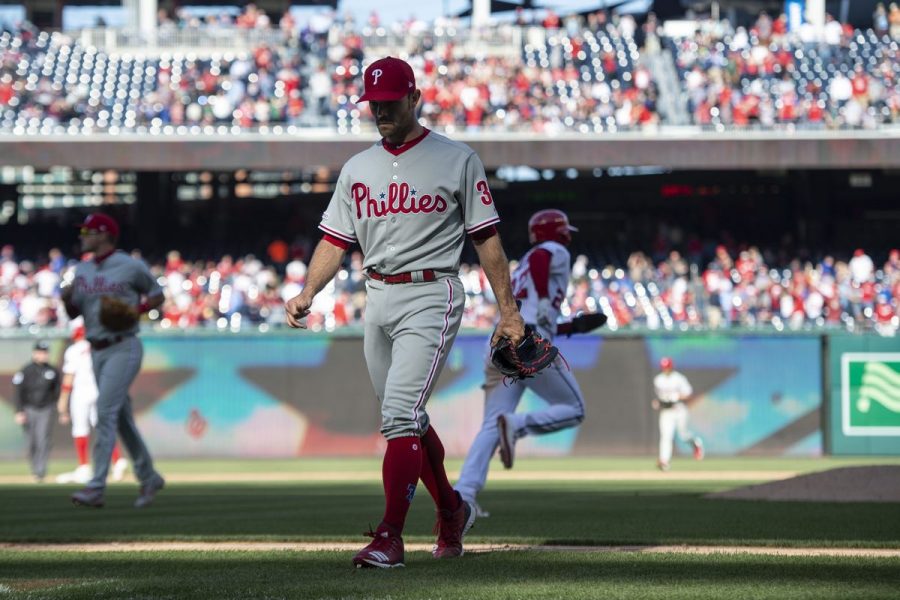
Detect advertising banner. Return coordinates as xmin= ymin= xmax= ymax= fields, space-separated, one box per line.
xmin=0 ymin=331 xmax=823 ymax=459
xmin=828 ymin=334 xmax=900 ymax=454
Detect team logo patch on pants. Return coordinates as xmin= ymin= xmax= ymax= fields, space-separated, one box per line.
xmin=406 ymin=483 xmax=416 ymax=503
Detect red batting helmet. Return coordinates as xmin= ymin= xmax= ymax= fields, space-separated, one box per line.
xmin=660 ymin=357 xmax=673 ymax=370
xmin=528 ymin=209 xmax=578 ymax=245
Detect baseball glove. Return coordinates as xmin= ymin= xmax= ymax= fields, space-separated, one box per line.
xmin=567 ymin=312 xmax=608 ymax=337
xmin=491 ymin=325 xmax=559 ymax=382
xmin=98 ymin=295 xmax=139 ymax=332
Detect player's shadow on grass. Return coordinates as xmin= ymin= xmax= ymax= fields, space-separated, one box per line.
xmin=2 ymin=485 xmax=899 ymax=547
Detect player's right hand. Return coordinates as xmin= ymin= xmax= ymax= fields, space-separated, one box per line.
xmin=58 ymin=412 xmax=70 ymax=425
xmin=284 ymin=292 xmax=313 ymax=329
xmin=14 ymin=411 xmax=26 ymax=426
xmin=492 ymin=310 xmax=525 ymax=347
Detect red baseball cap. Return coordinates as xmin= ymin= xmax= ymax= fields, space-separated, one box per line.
xmin=660 ymin=357 xmax=673 ymax=370
xmin=77 ymin=213 xmax=120 ymax=238
xmin=357 ymin=57 xmax=416 ymax=103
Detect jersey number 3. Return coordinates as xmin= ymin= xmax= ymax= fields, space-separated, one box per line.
xmin=476 ymin=180 xmax=493 ymax=205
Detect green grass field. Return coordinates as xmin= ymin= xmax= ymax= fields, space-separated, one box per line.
xmin=2 ymin=457 xmax=899 ymax=599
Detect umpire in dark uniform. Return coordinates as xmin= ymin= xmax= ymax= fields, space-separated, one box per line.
xmin=12 ymin=340 xmax=60 ymax=482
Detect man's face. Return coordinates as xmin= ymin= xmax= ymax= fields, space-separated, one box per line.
xmin=32 ymin=349 xmax=49 ymax=364
xmin=79 ymin=228 xmax=106 ymax=253
xmin=370 ymin=91 xmax=419 ymax=139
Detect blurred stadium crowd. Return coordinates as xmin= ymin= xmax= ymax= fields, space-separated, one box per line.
xmin=1 ymin=6 xmax=898 ymax=335
xmin=2 ymin=5 xmax=899 ymax=134
xmin=1 ymin=242 xmax=897 ymax=335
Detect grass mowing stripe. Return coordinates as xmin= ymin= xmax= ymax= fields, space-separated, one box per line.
xmin=1 ymin=550 xmax=898 ymax=600
xmin=5 ymin=543 xmax=900 ymax=557
xmin=2 ymin=482 xmax=898 ymax=548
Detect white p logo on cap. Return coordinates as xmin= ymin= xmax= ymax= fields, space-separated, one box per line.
xmin=372 ymin=68 xmax=383 ymax=85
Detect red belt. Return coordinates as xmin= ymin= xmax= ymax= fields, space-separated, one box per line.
xmin=367 ymin=269 xmax=437 ymax=284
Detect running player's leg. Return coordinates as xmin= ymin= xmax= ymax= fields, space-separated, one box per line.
xmin=674 ymin=404 xmax=693 ymax=443
xmin=658 ymin=408 xmax=676 ymax=467
xmin=455 ymin=369 xmax=524 ymax=504
xmin=674 ymin=404 xmax=703 ymax=459
xmin=504 ymin=358 xmax=585 ymax=439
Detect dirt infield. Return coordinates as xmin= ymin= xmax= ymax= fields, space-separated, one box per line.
xmin=0 ymin=470 xmax=795 ymax=485
xmin=707 ymin=466 xmax=900 ymax=503
xmin=3 ymin=541 xmax=897 ymax=558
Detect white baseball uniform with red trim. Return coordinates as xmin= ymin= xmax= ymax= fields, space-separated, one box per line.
xmin=456 ymin=240 xmax=585 ymax=504
xmin=512 ymin=241 xmax=570 ymax=340
xmin=62 ymin=339 xmax=99 ymax=437
xmin=319 ymin=129 xmax=499 ymax=438
xmin=653 ymin=369 xmax=695 ymax=464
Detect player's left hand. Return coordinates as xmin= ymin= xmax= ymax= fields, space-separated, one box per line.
xmin=58 ymin=412 xmax=70 ymax=425
xmin=536 ymin=298 xmax=554 ymax=332
xmin=284 ymin=292 xmax=314 ymax=329
xmin=491 ymin=310 xmax=525 ymax=347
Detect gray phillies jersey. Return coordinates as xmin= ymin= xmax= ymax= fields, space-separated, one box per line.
xmin=319 ymin=131 xmax=500 ymax=273
xmin=70 ymin=251 xmax=163 ymax=340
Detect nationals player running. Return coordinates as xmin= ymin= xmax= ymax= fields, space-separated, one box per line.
xmin=653 ymin=357 xmax=704 ymax=471
xmin=284 ymin=56 xmax=525 ymax=569
xmin=56 ymin=318 xmax=129 ymax=484
xmin=63 ymin=213 xmax=166 ymax=508
xmin=456 ymin=209 xmax=592 ymax=515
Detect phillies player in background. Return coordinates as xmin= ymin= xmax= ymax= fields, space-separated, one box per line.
xmin=56 ymin=318 xmax=129 ymax=485
xmin=653 ymin=357 xmax=704 ymax=471
xmin=285 ymin=56 xmax=525 ymax=568
xmin=63 ymin=213 xmax=166 ymax=508
xmin=456 ymin=210 xmax=599 ymax=517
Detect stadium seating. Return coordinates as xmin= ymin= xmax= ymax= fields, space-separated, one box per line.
xmin=2 ymin=10 xmax=898 ymax=132
xmin=0 ymin=243 xmax=896 ymax=334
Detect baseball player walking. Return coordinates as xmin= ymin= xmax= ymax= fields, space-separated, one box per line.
xmin=285 ymin=56 xmax=525 ymax=568
xmin=63 ymin=213 xmax=166 ymax=508
xmin=653 ymin=357 xmax=704 ymax=471
xmin=456 ymin=210 xmax=602 ymax=516
xmin=56 ymin=319 xmax=129 ymax=484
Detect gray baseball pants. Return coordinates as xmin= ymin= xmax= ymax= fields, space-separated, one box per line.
xmin=86 ymin=335 xmax=161 ymax=490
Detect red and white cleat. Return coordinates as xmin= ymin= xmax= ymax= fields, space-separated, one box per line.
xmin=352 ymin=528 xmax=405 ymax=568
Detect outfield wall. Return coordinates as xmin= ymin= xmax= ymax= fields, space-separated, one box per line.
xmin=5 ymin=330 xmax=884 ymax=460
